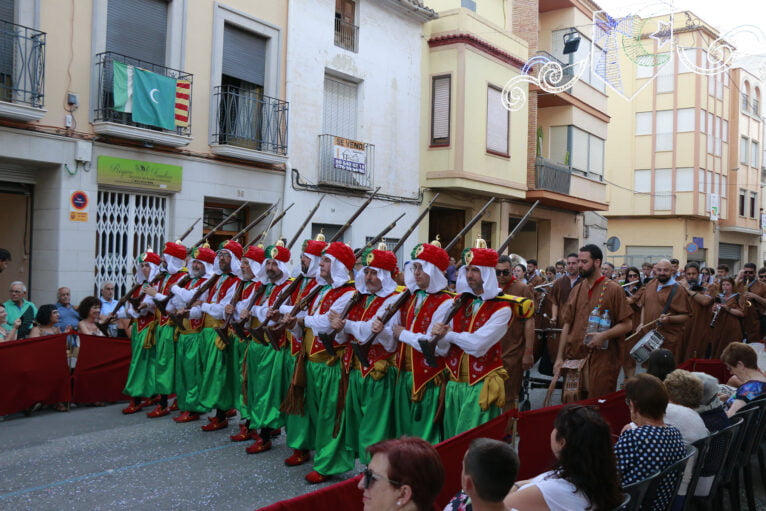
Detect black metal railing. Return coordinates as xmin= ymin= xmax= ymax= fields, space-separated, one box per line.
xmin=0 ymin=19 xmax=45 ymax=107
xmin=535 ymin=156 xmax=571 ymax=194
xmin=93 ymin=51 xmax=192 ymax=136
xmin=529 ymin=51 xmax=573 ymax=88
xmin=212 ymin=85 xmax=288 ymax=156
xmin=319 ymin=134 xmax=374 ymax=190
xmin=334 ymin=17 xmax=359 ymax=52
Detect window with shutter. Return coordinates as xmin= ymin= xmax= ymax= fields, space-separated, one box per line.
xmin=486 ymin=86 xmax=509 ymax=155
xmin=223 ymin=23 xmax=266 ymax=87
xmin=323 ymin=75 xmax=358 ymax=140
xmin=431 ymin=75 xmax=450 ymax=145
xmin=106 ymin=0 xmax=168 ymax=65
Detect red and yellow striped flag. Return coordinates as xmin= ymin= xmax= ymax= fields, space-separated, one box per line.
xmin=175 ymin=80 xmax=190 ymax=127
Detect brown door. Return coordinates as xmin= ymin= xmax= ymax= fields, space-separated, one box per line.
xmin=429 ymin=206 xmax=465 ymax=259
xmin=0 ymin=187 xmax=33 ymax=300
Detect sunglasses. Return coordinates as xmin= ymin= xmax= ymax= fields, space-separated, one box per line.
xmin=361 ymin=467 xmax=402 ymax=489
xmin=496 ymin=269 xmax=511 ymax=276
xmin=760 ymin=275 xmax=766 ymax=279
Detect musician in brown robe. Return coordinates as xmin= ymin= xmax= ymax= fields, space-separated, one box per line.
xmin=495 ymin=255 xmax=534 ymax=410
xmin=548 ymin=253 xmax=580 ymax=366
xmin=554 ymin=244 xmax=633 ymax=398
xmin=636 ymin=259 xmax=690 ymax=361
xmin=709 ymin=276 xmax=745 ymax=359
xmin=739 ymin=262 xmax=766 ymax=342
xmin=622 ymin=267 xmax=644 ymax=379
xmin=678 ymin=262 xmax=714 ymax=361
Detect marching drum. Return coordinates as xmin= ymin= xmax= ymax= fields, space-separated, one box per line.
xmin=629 ymin=329 xmax=665 ymax=364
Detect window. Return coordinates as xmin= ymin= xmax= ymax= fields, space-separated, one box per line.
xmin=677 ymin=168 xmax=694 ymax=191
xmin=698 ymin=168 xmax=705 ymax=193
xmin=750 ymin=192 xmax=758 ymax=218
xmin=636 ymin=112 xmax=652 ymax=135
xmin=106 ymin=0 xmax=168 ymax=65
xmin=634 ymin=169 xmax=651 ymax=193
xmin=742 ymin=93 xmax=750 ymax=112
xmin=656 ymin=60 xmax=674 ymax=93
xmin=323 ymin=75 xmax=358 ymax=139
xmin=722 ymin=175 xmax=727 ymax=198
xmin=549 ymin=126 xmax=568 ymax=165
xmin=754 ymin=88 xmax=761 ymax=116
xmin=699 ymin=109 xmax=706 ymax=132
xmin=677 ymin=108 xmax=695 ymax=132
xmin=486 ymin=86 xmax=509 ymax=155
xmin=655 ymin=169 xmax=672 ymax=209
xmin=722 ymin=119 xmax=728 ymax=143
xmin=739 ymin=189 xmax=746 ymax=216
xmin=431 ymin=76 xmax=450 ymax=145
xmin=707 ymin=112 xmax=714 ymax=154
xmin=655 ymin=110 xmax=673 ymax=151
xmin=715 ymin=117 xmax=722 ymax=156
xmin=570 ymin=127 xmax=604 ymax=177
xmin=752 ymin=141 xmax=760 ymax=168
xmin=741 ymin=137 xmax=749 ymax=165
xmin=334 ymin=0 xmax=358 ymax=52
xmin=552 ymin=29 xmax=605 ymax=93
xmin=678 ymin=48 xmax=697 ymax=73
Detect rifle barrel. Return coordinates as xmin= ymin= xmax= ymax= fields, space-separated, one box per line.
xmin=233 ymin=202 xmax=278 ymax=242
xmin=497 ymin=200 xmax=539 ymax=254
xmin=176 ymin=217 xmax=201 ymax=243
xmin=328 ymin=187 xmax=380 ymax=244
xmin=392 ymin=193 xmax=440 ymax=254
xmin=191 ymin=201 xmax=249 ymax=249
xmin=287 ymin=195 xmax=325 ymax=250
xmin=354 ymin=212 xmax=405 ymax=258
xmin=443 ymin=197 xmax=495 ymax=253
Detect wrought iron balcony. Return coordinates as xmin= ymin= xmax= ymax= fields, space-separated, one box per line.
xmin=334 ymin=17 xmax=359 ymax=52
xmin=535 ymin=156 xmax=571 ymax=194
xmin=0 ymin=19 xmax=45 ymax=109
xmin=319 ymin=134 xmax=374 ymax=190
xmin=527 ymin=51 xmax=573 ymax=88
xmin=212 ymin=85 xmax=288 ymax=156
xmin=94 ymin=52 xmax=192 ymax=137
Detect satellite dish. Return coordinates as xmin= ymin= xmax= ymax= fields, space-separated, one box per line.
xmin=606 ymin=236 xmax=621 ymax=252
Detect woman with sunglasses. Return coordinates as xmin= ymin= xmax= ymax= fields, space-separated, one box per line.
xmin=360 ymin=436 xmax=445 ymax=511
xmin=504 ymin=405 xmax=623 ymax=511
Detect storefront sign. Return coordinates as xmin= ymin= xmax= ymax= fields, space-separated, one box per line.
xmin=332 ymin=137 xmax=366 ymax=174
xmin=69 ymin=190 xmax=89 ymax=222
xmin=709 ymin=193 xmax=719 ymax=221
xmin=97 ymin=156 xmax=182 ymax=192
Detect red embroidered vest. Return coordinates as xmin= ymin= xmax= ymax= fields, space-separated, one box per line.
xmin=183 ymin=277 xmax=208 ymax=330
xmin=290 ymin=278 xmax=320 ymax=355
xmin=157 ymin=271 xmax=188 ymax=326
xmin=341 ymin=292 xmax=398 ymax=377
xmin=305 ymin=283 xmax=355 ymax=357
xmin=445 ymin=298 xmax=509 ymax=385
xmin=396 ymin=291 xmax=453 ymax=393
xmin=255 ymin=279 xmax=292 ymax=349
xmin=131 ymin=284 xmax=155 ymax=332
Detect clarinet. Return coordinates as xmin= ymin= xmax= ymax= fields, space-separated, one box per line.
xmin=709 ymin=295 xmax=724 ymax=328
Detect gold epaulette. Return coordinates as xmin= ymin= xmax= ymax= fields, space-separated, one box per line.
xmin=395 ymin=285 xmax=407 ymax=293
xmin=495 ymin=293 xmax=535 ymax=319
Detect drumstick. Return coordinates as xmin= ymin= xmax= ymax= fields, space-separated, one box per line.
xmin=625 ymin=319 xmax=659 ymax=342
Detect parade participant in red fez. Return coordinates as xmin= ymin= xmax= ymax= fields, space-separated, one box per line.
xmin=431 ymin=240 xmax=511 ymax=437
xmin=739 ymin=262 xmax=766 ymax=342
xmin=331 ymin=245 xmax=401 ymax=462
xmin=278 ymin=234 xmax=327 ymax=469
xmin=554 ymin=245 xmax=633 ymax=398
xmin=495 ymin=254 xmax=534 ymax=410
xmin=170 ymin=245 xmax=216 ymax=422
xmin=227 ymin=244 xmax=264 ymax=441
xmin=120 ymin=249 xmax=161 ymax=414
xmin=185 ymin=239 xmax=242 ymax=431
xmin=240 ymin=242 xmax=293 ymax=454
xmin=279 ymin=241 xmax=356 ymax=483
xmin=142 ymin=241 xmax=188 ymax=417
xmin=636 ymin=259 xmax=690 ymax=361
xmin=392 ymin=239 xmax=453 ymax=444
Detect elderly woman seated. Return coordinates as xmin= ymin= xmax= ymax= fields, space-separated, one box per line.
xmin=616 ymin=374 xmax=686 ymax=511
xmin=722 ymin=342 xmax=766 ymax=417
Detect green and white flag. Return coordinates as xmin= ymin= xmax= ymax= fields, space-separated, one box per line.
xmin=112 ymin=61 xmax=177 ymax=130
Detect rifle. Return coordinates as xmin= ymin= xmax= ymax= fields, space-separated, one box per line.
xmin=314 ymin=212 xmax=406 ymax=355
xmin=189 ymin=201 xmax=249 ymax=251
xmin=287 ymin=195 xmax=325 ymax=251
xmin=417 ymin=197 xmax=496 ymax=367
xmin=256 ymin=188 xmax=380 ymax=346
xmin=243 ymin=203 xmax=294 ymax=249
xmin=497 ymin=200 xmax=540 ymax=254
xmin=96 ymin=282 xmax=143 ymax=335
xmin=391 ymin=193 xmax=439 ymax=254
xmin=167 ymin=274 xmax=221 ymax=329
xmin=232 ymin=202 xmax=278 ymax=244
xmin=214 ymin=279 xmax=246 ymax=346
xmin=175 ymin=217 xmax=201 ymax=243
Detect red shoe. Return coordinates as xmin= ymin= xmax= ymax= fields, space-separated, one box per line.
xmin=305 ymin=470 xmax=329 ymax=484
xmin=122 ymin=404 xmax=142 ymax=414
xmin=284 ymin=449 xmax=310 ymax=466
xmin=230 ymin=424 xmax=259 ymax=442
xmin=173 ymin=411 xmax=201 ymax=423
xmin=168 ymin=401 xmax=179 ymax=412
xmin=138 ymin=396 xmax=158 ymax=409
xmin=270 ymin=428 xmax=282 ymax=438
xmin=146 ymin=405 xmax=170 ymax=418
xmin=225 ymin=409 xmax=237 ymax=418
xmin=245 ymin=438 xmax=272 ymax=454
xmin=201 ymin=417 xmax=229 ymax=432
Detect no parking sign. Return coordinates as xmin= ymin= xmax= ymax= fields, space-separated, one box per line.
xmin=69 ymin=190 xmax=89 ymax=222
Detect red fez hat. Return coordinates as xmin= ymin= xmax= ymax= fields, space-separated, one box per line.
xmin=244 ymin=245 xmax=265 ymax=264
xmin=303 ymin=239 xmax=327 ymax=257
xmin=324 ymin=241 xmax=355 ymax=271
xmin=140 ymin=249 xmax=161 ymax=266
xmin=363 ymin=248 xmax=397 ymax=273
xmin=265 ymin=244 xmax=291 ymax=263
xmin=193 ymin=246 xmax=216 ymax=264
xmin=163 ymin=241 xmax=187 ymax=260
xmin=411 ymin=242 xmax=449 ymax=272
xmin=220 ymin=239 xmax=243 ymax=260
xmin=462 ymin=247 xmax=498 ymax=268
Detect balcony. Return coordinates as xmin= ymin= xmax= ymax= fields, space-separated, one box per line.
xmin=334 ymin=18 xmax=359 ymax=52
xmin=93 ymin=52 xmax=192 ymax=147
xmin=0 ymin=19 xmax=46 ymax=122
xmin=318 ymin=134 xmax=374 ymax=190
xmin=526 ymin=51 xmax=573 ymax=90
xmin=527 ymin=157 xmax=608 ymax=211
xmin=210 ymin=85 xmax=289 ymax=164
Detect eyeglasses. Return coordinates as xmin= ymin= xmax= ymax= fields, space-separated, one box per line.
xmin=759 ymin=275 xmax=766 ymax=280
xmin=361 ymin=467 xmax=402 ymax=489
xmin=627 ymin=274 xmax=639 ymax=278
xmin=496 ymin=269 xmax=511 ymax=276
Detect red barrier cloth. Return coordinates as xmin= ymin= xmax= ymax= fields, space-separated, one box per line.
xmin=72 ymin=335 xmax=132 ymax=403
xmin=679 ymin=358 xmax=730 ymax=383
xmin=257 ymin=474 xmax=362 ymax=511
xmin=0 ymin=334 xmax=71 ymax=415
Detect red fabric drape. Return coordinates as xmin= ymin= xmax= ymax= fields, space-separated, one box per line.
xmin=0 ymin=334 xmax=71 ymax=415
xmin=72 ymin=335 xmax=132 ymax=403
xmin=679 ymin=358 xmax=730 ymax=383
xmin=257 ymin=475 xmax=363 ymax=511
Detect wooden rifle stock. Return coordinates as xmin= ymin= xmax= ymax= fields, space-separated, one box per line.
xmin=233 ymin=284 xmax=268 ymax=344
xmin=317 ymin=291 xmax=362 ymax=356
xmin=128 ymin=274 xmax=164 ymax=310
xmin=250 ymin=275 xmax=304 ymax=344
xmin=267 ymin=284 xmax=324 ymax=344
xmin=353 ymin=289 xmax=412 ymax=368
xmin=418 ymin=294 xmax=470 ymax=368
xmin=214 ymin=279 xmax=247 ymax=346
xmin=168 ymin=274 xmax=221 ymax=328
xmin=154 ymin=274 xmax=190 ymax=314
